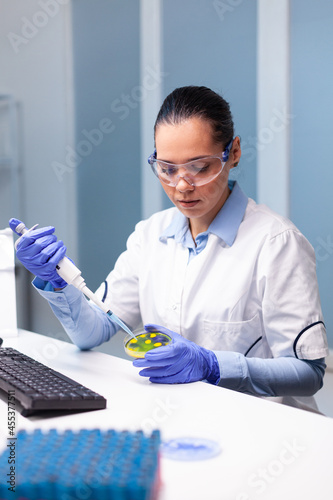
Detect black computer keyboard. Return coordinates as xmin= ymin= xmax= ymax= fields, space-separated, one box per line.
xmin=0 ymin=347 xmax=106 ymax=416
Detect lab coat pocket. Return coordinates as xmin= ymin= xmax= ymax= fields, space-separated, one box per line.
xmin=203 ymin=313 xmax=263 ymax=355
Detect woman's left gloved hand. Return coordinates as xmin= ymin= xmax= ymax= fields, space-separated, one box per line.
xmin=133 ymin=324 xmax=220 ymax=384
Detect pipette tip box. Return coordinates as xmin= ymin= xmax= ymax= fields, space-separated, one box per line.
xmin=0 ymin=428 xmax=161 ymax=500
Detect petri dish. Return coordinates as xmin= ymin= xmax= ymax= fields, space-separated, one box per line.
xmin=161 ymin=437 xmax=221 ymax=461
xmin=124 ymin=331 xmax=172 ymax=359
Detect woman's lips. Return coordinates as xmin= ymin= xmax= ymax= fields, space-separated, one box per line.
xmin=178 ymin=200 xmax=200 ymax=208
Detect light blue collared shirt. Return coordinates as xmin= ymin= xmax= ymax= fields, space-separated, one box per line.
xmin=160 ymin=180 xmax=248 ymax=262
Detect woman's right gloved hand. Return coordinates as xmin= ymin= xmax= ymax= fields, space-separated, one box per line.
xmin=9 ymin=220 xmax=68 ymax=289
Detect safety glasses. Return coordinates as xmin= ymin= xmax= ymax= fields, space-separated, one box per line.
xmin=148 ymin=140 xmax=233 ymax=187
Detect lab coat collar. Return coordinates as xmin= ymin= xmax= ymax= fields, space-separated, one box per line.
xmin=159 ymin=181 xmax=248 ymax=247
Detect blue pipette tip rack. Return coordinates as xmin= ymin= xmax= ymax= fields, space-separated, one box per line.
xmin=0 ymin=428 xmax=161 ymax=500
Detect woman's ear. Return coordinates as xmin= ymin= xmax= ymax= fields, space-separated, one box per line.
xmin=230 ymin=136 xmax=241 ymax=169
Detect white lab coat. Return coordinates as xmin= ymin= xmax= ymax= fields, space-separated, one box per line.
xmin=96 ymin=197 xmax=328 ymax=411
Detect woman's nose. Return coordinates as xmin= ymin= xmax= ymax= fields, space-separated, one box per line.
xmin=175 ymin=174 xmax=195 ymax=192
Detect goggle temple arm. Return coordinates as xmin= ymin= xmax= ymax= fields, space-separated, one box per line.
xmin=147 ymin=149 xmax=157 ymax=165
xmin=222 ymin=139 xmax=234 ymax=162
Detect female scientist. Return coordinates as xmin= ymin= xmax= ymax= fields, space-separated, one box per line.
xmin=12 ymin=86 xmax=328 ymax=412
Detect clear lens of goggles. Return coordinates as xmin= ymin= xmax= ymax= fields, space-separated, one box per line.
xmin=149 ymin=156 xmax=225 ymax=187
xmin=148 ymin=140 xmax=233 ymax=187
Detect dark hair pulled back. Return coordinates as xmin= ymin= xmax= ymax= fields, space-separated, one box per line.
xmin=154 ymin=86 xmax=234 ymax=148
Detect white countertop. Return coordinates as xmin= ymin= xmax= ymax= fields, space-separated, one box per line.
xmin=1 ymin=330 xmax=332 ymax=499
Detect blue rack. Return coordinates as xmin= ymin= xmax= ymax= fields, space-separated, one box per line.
xmin=0 ymin=428 xmax=161 ymax=500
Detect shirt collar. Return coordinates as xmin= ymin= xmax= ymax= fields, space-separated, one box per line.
xmin=159 ymin=181 xmax=248 ymax=247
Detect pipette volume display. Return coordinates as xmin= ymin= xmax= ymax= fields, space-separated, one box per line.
xmin=10 ymin=219 xmax=135 ymax=339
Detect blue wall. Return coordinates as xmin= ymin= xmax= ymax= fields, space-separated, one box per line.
xmin=72 ymin=0 xmax=141 ymax=290
xmin=290 ymin=0 xmax=333 ymax=347
xmin=71 ymin=0 xmax=257 ymax=289
xmin=162 ymin=0 xmax=258 ymax=206
xmin=71 ymin=0 xmax=333 ymax=351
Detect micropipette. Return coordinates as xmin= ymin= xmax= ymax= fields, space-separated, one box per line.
xmin=11 ymin=220 xmax=135 ymax=340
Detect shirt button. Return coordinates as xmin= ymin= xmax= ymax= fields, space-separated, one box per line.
xmin=172 ymin=304 xmax=177 ymax=310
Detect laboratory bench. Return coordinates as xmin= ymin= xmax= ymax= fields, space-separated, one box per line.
xmin=0 ymin=330 xmax=333 ymax=500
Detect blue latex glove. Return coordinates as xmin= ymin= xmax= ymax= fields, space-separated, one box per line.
xmin=133 ymin=324 xmax=220 ymax=384
xmin=9 ymin=218 xmax=67 ymax=289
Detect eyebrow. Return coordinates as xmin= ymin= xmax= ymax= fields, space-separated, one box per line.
xmin=157 ymin=154 xmax=215 ymax=164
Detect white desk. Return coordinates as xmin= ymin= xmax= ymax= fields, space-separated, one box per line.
xmin=1 ymin=330 xmax=333 ymax=500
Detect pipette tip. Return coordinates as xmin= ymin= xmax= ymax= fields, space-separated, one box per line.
xmin=107 ymin=311 xmax=135 ymax=339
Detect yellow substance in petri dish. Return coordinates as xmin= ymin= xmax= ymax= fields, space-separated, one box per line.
xmin=124 ymin=331 xmax=172 ymax=359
